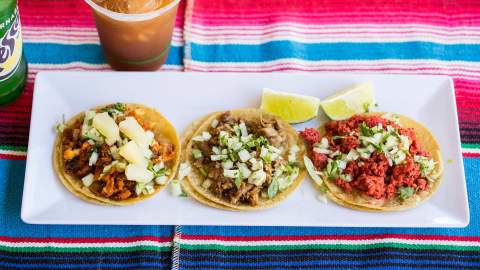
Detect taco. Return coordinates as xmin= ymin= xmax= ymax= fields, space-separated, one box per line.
xmin=182 ymin=109 xmax=306 ymax=210
xmin=53 ymin=103 xmax=181 ymax=205
xmin=300 ymin=112 xmax=443 ymax=211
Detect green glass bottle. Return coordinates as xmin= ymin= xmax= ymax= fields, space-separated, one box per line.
xmin=0 ymin=0 xmax=27 ymax=105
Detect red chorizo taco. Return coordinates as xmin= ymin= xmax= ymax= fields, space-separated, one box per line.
xmin=182 ymin=109 xmax=306 ymax=210
xmin=53 ymin=103 xmax=181 ymax=205
xmin=300 ymin=112 xmax=443 ymax=211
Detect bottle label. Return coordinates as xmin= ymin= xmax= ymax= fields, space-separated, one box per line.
xmin=0 ymin=6 xmax=23 ymax=82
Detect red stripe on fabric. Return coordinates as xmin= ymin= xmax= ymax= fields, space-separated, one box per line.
xmin=0 ymin=236 xmax=173 ymax=243
xmin=0 ymin=154 xmax=26 ymax=161
xmin=189 ymin=0 xmax=480 ymax=26
xmin=20 ymin=0 xmax=185 ymax=28
xmin=181 ymin=234 xmax=480 ymax=242
xmin=464 ymin=152 xmax=480 ymax=157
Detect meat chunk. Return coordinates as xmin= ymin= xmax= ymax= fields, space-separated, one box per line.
xmin=259 ymin=126 xmax=285 ymax=146
xmin=311 ymin=152 xmax=328 ymax=170
xmin=335 ymin=178 xmax=352 ymax=193
xmin=339 ymin=136 xmax=359 ymax=153
xmin=352 ymin=174 xmax=385 ymax=199
xmin=65 ymin=142 xmax=93 ymax=178
xmin=245 ymin=186 xmax=260 ymax=206
xmin=299 ymin=128 xmax=321 ymax=144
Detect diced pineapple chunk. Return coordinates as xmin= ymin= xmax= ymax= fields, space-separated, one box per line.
xmin=92 ymin=112 xmax=121 ymax=146
xmin=119 ymin=140 xmax=148 ymax=167
xmin=119 ymin=117 xmax=151 ymax=149
xmin=125 ymin=164 xmax=154 ymax=183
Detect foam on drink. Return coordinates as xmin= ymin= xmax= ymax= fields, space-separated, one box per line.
xmin=93 ymin=0 xmax=166 ymax=14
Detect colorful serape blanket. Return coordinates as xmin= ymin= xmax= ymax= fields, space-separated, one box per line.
xmin=0 ymin=0 xmax=479 ymax=269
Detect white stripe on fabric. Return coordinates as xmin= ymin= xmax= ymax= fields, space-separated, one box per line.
xmin=188 ymin=23 xmax=480 ymax=34
xmin=178 ymin=238 xmax=480 ymax=247
xmin=23 ymin=26 xmax=184 ymax=46
xmin=463 ymin=148 xmax=480 ymax=154
xmin=0 ymin=150 xmax=26 ymax=156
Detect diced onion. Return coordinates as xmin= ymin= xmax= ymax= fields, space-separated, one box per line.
xmin=248 ymin=170 xmax=267 ymax=186
xmin=170 ymin=180 xmax=183 ymax=196
xmin=81 ymin=173 xmax=94 ymax=187
xmin=155 ymin=175 xmax=168 ymax=185
xmin=223 ymin=169 xmax=239 ymax=178
xmin=202 ymin=179 xmax=213 ymax=189
xmin=88 ymin=151 xmax=98 ymax=166
xmin=238 ymin=149 xmax=251 ymax=162
xmin=211 ymin=119 xmax=219 ymax=128
xmin=178 ymin=163 xmax=191 ymax=180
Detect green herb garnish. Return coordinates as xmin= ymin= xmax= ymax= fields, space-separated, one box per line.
xmin=398 ymin=186 xmax=415 ymax=200
xmin=192 ymin=148 xmax=203 ymax=159
xmin=267 ymin=178 xmax=279 ymax=199
xmin=199 ymin=167 xmax=208 ymax=178
xmin=359 ymin=122 xmax=375 ymax=137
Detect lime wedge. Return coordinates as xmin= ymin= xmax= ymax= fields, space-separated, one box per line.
xmin=320 ymin=82 xmax=376 ymax=120
xmin=260 ymin=88 xmax=320 ymax=123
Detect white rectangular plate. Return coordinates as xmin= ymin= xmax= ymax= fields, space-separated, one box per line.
xmin=22 ymin=72 xmax=469 ymax=227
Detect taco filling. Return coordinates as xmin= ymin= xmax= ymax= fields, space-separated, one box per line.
xmin=59 ymin=103 xmax=176 ymax=201
xmin=300 ymin=114 xmax=439 ymax=201
xmin=189 ymin=112 xmax=301 ymax=206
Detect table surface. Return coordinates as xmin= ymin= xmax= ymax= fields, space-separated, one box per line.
xmin=0 ymin=0 xmax=479 ymax=269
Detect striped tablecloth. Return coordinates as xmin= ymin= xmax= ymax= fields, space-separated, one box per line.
xmin=1 ymin=0 xmax=479 ymax=269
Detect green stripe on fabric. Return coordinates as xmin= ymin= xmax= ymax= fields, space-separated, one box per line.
xmin=179 ymin=243 xmax=480 ymax=252
xmin=462 ymin=143 xmax=480 ymax=149
xmin=0 ymin=246 xmax=171 ymax=253
xmin=0 ymin=145 xmax=27 ymax=151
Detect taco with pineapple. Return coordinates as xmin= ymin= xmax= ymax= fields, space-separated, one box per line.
xmin=53 ymin=103 xmax=181 ymax=205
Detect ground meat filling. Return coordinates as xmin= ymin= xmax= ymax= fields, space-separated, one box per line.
xmin=191 ymin=112 xmax=289 ymax=206
xmin=61 ymin=105 xmax=175 ymax=201
xmin=300 ymin=115 xmax=434 ymax=201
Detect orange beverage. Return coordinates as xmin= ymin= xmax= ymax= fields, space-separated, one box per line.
xmin=85 ymin=0 xmax=180 ymax=71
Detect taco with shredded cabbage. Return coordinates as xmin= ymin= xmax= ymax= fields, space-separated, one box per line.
xmin=300 ymin=112 xmax=443 ymax=211
xmin=182 ymin=109 xmax=306 ymax=210
xmin=53 ymin=103 xmax=181 ymax=205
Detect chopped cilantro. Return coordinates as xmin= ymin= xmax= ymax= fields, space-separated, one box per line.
xmin=102 ymin=102 xmax=126 ymax=115
xmin=363 ymin=102 xmax=371 ymax=113
xmin=319 ymin=185 xmax=328 ymax=194
xmin=359 ymin=122 xmax=375 ymax=137
xmin=267 ymin=178 xmax=279 ymax=199
xmin=332 ymin=136 xmax=344 ymax=140
xmin=234 ymin=175 xmax=243 ymax=189
xmin=199 ymin=167 xmax=208 ymax=178
xmin=447 ymin=159 xmax=454 ymax=164
xmin=398 ymin=186 xmax=415 ymax=200
xmin=192 ymin=148 xmax=203 ymax=159
xmin=113 ymin=102 xmax=126 ymax=112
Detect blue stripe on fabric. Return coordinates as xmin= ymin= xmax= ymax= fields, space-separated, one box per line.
xmin=23 ymin=43 xmax=184 ymax=66
xmin=182 ymin=157 xmax=479 ymax=236
xmin=0 ymin=159 xmax=174 ymax=238
xmin=189 ymin=41 xmax=480 ymax=62
xmin=179 ymin=258 xmax=480 ymax=267
xmin=179 ymin=268 xmax=463 ymax=270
